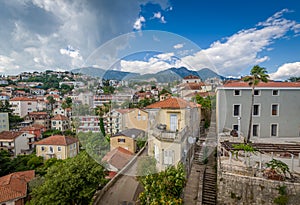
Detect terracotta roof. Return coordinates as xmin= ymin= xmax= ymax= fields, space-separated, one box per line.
xmin=28 ymin=112 xmax=48 ymax=116
xmin=183 ymin=75 xmax=200 ymax=80
xmin=0 ymin=170 xmax=35 ymax=203
xmin=10 ymin=97 xmax=37 ymax=101
xmin=31 ymin=124 xmax=46 ymax=129
xmin=21 ymin=126 xmax=39 ymax=132
xmin=34 ymin=135 xmax=78 ymax=146
xmin=51 ymin=114 xmax=68 ymax=121
xmin=146 ymin=97 xmax=199 ymax=109
xmin=0 ymin=131 xmax=24 ymax=140
xmin=115 ymin=109 xmax=131 ymax=114
xmin=102 ymin=147 xmax=133 ymax=170
xmin=223 ymin=81 xmax=300 ymax=88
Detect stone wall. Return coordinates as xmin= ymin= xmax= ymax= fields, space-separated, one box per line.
xmin=217 ymin=171 xmax=300 ymax=205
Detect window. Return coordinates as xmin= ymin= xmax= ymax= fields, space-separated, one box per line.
xmin=49 ymin=146 xmax=53 ymax=153
xmin=272 ymin=90 xmax=279 ymax=96
xmin=234 ymin=90 xmax=241 ymax=96
xmin=170 ymin=114 xmax=178 ymax=131
xmin=233 ymin=104 xmax=240 ymax=116
xmin=271 ymin=124 xmax=278 ymax=136
xmin=118 ymin=138 xmax=126 ymax=143
xmin=253 ymin=104 xmax=260 ymax=116
xmin=253 ymin=124 xmax=259 ymax=137
xmin=233 ymin=124 xmax=239 ymax=131
xmin=57 ymin=146 xmax=61 ymax=151
xmin=272 ymin=104 xmax=279 ymax=116
xmin=254 ymin=90 xmax=260 ymax=96
xmin=154 ymin=144 xmax=159 ymax=162
xmin=163 ymin=150 xmax=174 ymax=165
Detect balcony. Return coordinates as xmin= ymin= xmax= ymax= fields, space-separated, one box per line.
xmin=152 ymin=126 xmax=188 ymax=142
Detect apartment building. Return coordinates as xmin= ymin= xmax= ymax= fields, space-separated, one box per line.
xmin=0 ymin=112 xmax=9 ymax=132
xmin=51 ymin=114 xmax=70 ymax=131
xmin=75 ymin=115 xmax=101 ymax=133
xmin=216 ymin=81 xmax=300 ymax=138
xmin=146 ymin=97 xmax=201 ymax=172
xmin=9 ymin=97 xmax=38 ymax=117
xmin=0 ymin=131 xmax=35 ymax=156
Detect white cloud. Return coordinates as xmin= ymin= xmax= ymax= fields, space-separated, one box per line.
xmin=152 ymin=11 xmax=166 ymax=23
xmin=119 ymin=52 xmax=186 ymax=74
xmin=173 ymin=43 xmax=184 ymax=49
xmin=181 ymin=9 xmax=300 ymax=76
xmin=270 ymin=62 xmax=300 ymax=80
xmin=133 ymin=16 xmax=146 ymax=30
xmin=60 ymin=45 xmax=82 ymax=59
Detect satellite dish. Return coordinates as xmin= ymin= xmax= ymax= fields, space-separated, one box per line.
xmin=188 ymin=136 xmax=195 ymax=144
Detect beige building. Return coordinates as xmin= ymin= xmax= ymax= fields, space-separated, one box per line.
xmin=124 ymin=109 xmax=148 ymax=131
xmin=110 ymin=128 xmax=145 ymax=153
xmin=51 ymin=114 xmax=70 ymax=131
xmin=34 ymin=135 xmax=79 ymax=160
xmin=0 ymin=131 xmax=36 ymax=156
xmin=9 ymin=97 xmax=38 ymax=117
xmin=0 ymin=113 xmax=9 ymax=132
xmin=146 ymin=97 xmax=201 ymax=172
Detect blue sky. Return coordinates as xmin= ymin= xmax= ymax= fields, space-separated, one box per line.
xmin=0 ymin=0 xmax=299 ymax=80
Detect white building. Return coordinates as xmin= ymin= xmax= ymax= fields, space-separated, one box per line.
xmin=0 ymin=113 xmax=9 ymax=132
xmin=0 ymin=131 xmax=35 ymax=156
xmin=9 ymin=97 xmax=38 ymax=117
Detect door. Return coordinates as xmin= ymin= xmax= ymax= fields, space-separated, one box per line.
xmin=170 ymin=114 xmax=178 ymax=132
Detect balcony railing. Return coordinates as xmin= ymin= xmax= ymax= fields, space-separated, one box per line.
xmin=152 ymin=126 xmax=188 ymax=142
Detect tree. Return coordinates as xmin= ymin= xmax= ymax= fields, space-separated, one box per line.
xmin=138 ymin=163 xmax=186 ymax=204
xmin=0 ymin=150 xmax=11 ymax=176
xmin=243 ymin=65 xmax=269 ymax=143
xmin=62 ymin=97 xmax=72 ymax=109
xmin=30 ymin=151 xmax=108 ymax=205
xmin=46 ymin=95 xmax=56 ymax=112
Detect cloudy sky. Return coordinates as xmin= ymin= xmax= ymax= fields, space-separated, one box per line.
xmin=0 ymin=0 xmax=300 ymax=80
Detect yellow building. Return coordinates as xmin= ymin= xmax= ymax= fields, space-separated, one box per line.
xmin=124 ymin=109 xmax=148 ymax=131
xmin=110 ymin=128 xmax=145 ymax=153
xmin=146 ymin=97 xmax=201 ymax=172
xmin=34 ymin=135 xmax=79 ymax=160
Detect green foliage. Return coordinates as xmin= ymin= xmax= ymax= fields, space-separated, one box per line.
xmin=42 ymin=129 xmax=62 ymax=138
xmin=137 ymin=156 xmax=157 ymax=178
xmin=232 ymin=143 xmax=256 ymax=152
xmin=60 ymin=84 xmax=74 ymax=95
xmin=46 ymin=95 xmax=56 ymax=111
xmin=288 ymin=77 xmax=300 ymax=82
xmin=266 ymin=159 xmax=291 ymax=178
xmin=30 ymin=151 xmax=107 ymax=205
xmin=193 ymin=95 xmax=211 ymax=109
xmin=77 ymin=131 xmax=109 ymax=163
xmin=99 ymin=118 xmax=106 ymax=136
xmin=102 ymin=86 xmax=115 ymax=94
xmin=62 ymin=97 xmax=72 ymax=109
xmin=159 ymin=88 xmax=171 ymax=96
xmin=136 ymin=138 xmax=147 ymax=151
xmin=138 ymin=163 xmax=186 ymax=205
xmin=0 ymin=150 xmax=11 ymax=176
xmin=0 ymin=100 xmax=23 ymax=129
xmin=274 ymin=185 xmax=288 ymax=205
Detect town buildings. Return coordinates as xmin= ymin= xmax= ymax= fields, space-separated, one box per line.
xmin=0 ymin=112 xmax=9 ymax=132
xmin=0 ymin=131 xmax=35 ymax=156
xmin=0 ymin=170 xmax=35 ymax=205
xmin=34 ymin=135 xmax=79 ymax=160
xmin=9 ymin=97 xmax=38 ymax=117
xmin=146 ymin=97 xmax=201 ymax=172
xmin=216 ymin=81 xmax=300 ymax=138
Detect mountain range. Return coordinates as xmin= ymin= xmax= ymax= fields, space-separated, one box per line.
xmin=71 ymin=67 xmax=225 ymax=83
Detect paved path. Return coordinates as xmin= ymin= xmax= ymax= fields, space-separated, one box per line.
xmin=96 ymin=147 xmax=148 ymax=205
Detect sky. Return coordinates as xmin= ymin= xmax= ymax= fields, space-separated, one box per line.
xmin=0 ymin=0 xmax=300 ymax=80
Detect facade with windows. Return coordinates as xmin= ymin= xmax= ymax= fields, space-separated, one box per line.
xmin=0 ymin=112 xmax=9 ymax=132
xmin=9 ymin=97 xmax=38 ymax=117
xmin=75 ymin=115 xmax=101 ymax=133
xmin=34 ymin=135 xmax=79 ymax=160
xmin=146 ymin=97 xmax=201 ymax=172
xmin=216 ymin=81 xmax=300 ymax=138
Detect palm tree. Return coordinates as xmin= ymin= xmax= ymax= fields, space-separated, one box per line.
xmin=46 ymin=95 xmax=56 ymax=113
xmin=243 ymin=65 xmax=269 ymax=143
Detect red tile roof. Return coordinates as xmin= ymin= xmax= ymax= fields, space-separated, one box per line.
xmin=31 ymin=124 xmax=46 ymax=129
xmin=51 ymin=114 xmax=68 ymax=121
xmin=183 ymin=75 xmax=200 ymax=80
xmin=0 ymin=131 xmax=24 ymax=140
xmin=10 ymin=97 xmax=37 ymax=101
xmin=146 ymin=97 xmax=200 ymax=109
xmin=34 ymin=135 xmax=78 ymax=146
xmin=223 ymin=81 xmax=300 ymax=88
xmin=115 ymin=109 xmax=131 ymax=114
xmin=102 ymin=147 xmax=133 ymax=170
xmin=0 ymin=170 xmax=35 ymax=203
xmin=28 ymin=112 xmax=48 ymax=115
